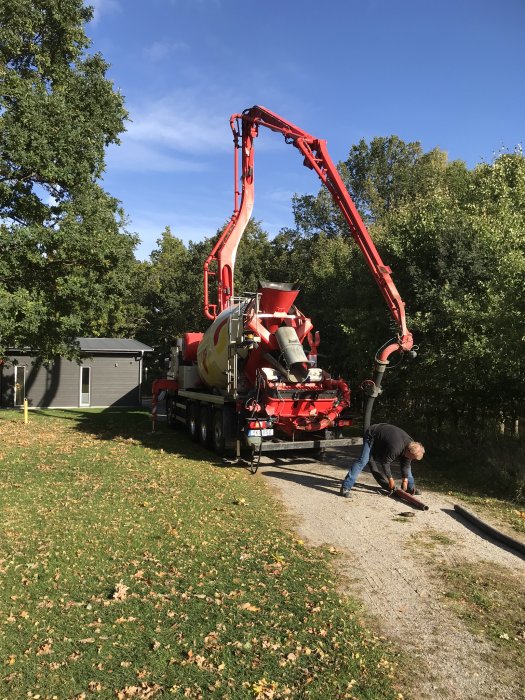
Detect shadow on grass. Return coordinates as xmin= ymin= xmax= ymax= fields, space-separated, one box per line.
xmin=35 ymin=406 xmax=223 ymax=467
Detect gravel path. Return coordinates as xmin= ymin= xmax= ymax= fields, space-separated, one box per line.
xmin=256 ymin=446 xmax=525 ymax=700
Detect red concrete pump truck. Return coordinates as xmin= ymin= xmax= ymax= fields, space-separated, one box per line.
xmin=151 ymin=106 xmax=415 ymax=461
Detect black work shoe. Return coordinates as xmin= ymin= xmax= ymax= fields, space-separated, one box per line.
xmin=408 ymin=488 xmax=422 ymax=496
xmin=340 ymin=485 xmax=352 ymax=498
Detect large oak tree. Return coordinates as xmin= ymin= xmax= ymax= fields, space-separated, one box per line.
xmin=0 ymin=0 xmax=140 ymax=359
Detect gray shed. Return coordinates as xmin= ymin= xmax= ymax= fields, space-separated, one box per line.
xmin=1 ymin=338 xmax=153 ymax=409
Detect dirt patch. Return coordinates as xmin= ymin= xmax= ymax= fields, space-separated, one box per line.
xmin=256 ymin=447 xmax=525 ymax=700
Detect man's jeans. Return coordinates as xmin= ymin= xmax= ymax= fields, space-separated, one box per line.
xmin=404 ymin=468 xmax=415 ymax=491
xmin=342 ymin=430 xmax=374 ymax=491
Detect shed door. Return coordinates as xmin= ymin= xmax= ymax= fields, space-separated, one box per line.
xmin=14 ymin=366 xmax=26 ymax=406
xmin=80 ymin=366 xmax=91 ymax=406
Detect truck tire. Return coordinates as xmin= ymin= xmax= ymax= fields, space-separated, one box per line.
xmin=199 ymin=405 xmax=212 ymax=447
xmin=212 ymin=408 xmax=226 ymax=455
xmin=212 ymin=407 xmax=236 ymax=457
xmin=187 ymin=403 xmax=199 ymax=442
xmin=166 ymin=396 xmax=177 ymax=429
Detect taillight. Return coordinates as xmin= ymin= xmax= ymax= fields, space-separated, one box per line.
xmin=248 ymin=419 xmax=269 ymax=430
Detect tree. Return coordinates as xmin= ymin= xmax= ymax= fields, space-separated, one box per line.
xmin=0 ymin=0 xmax=137 ymax=359
xmin=291 ymin=136 xmax=425 ymax=237
xmin=233 ymin=219 xmax=274 ymax=293
xmin=138 ymin=227 xmax=195 ymax=355
xmin=353 ymin=145 xmax=525 ymax=427
xmin=273 ymin=136 xmax=524 ymax=428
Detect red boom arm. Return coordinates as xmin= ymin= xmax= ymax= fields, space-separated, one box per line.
xmin=203 ymin=106 xmax=413 ymax=359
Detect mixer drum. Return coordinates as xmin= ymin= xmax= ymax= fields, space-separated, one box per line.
xmin=197 ymin=305 xmax=244 ymax=389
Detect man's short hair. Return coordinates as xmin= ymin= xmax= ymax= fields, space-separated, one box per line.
xmin=406 ymin=441 xmax=425 ymax=460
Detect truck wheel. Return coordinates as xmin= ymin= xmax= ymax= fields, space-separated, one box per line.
xmin=187 ymin=403 xmax=199 ymax=442
xmin=212 ymin=409 xmax=226 ymax=455
xmin=212 ymin=408 xmax=236 ymax=457
xmin=199 ymin=405 xmax=212 ymax=447
xmin=166 ymin=396 xmax=177 ymax=429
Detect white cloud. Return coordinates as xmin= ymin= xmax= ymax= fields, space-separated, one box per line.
xmin=104 ymin=89 xmax=239 ymax=172
xmin=106 ymin=89 xmax=303 ymax=174
xmin=106 ymin=140 xmax=207 ymax=173
xmin=126 ymin=92 xmax=231 ymax=155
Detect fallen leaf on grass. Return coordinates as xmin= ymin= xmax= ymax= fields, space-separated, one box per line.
xmin=111 ymin=583 xmax=129 ymax=601
xmin=252 ymin=678 xmax=278 ymax=699
xmin=239 ymin=603 xmax=260 ymax=612
xmin=116 ymin=684 xmax=162 ymax=699
xmin=115 ymin=616 xmax=137 ymax=624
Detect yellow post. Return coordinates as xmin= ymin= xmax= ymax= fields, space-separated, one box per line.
xmin=24 ymin=398 xmax=28 ymax=424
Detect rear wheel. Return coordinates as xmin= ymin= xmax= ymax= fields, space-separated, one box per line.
xmin=212 ymin=409 xmax=225 ymax=455
xmin=212 ymin=407 xmax=236 ymax=457
xmin=199 ymin=405 xmax=212 ymax=447
xmin=187 ymin=403 xmax=199 ymax=442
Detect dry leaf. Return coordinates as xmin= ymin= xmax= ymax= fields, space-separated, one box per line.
xmin=111 ymin=583 xmax=130 ymax=601
xmin=239 ymin=603 xmax=260 ymax=612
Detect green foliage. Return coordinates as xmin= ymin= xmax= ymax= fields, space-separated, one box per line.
xmin=282 ymin=137 xmax=524 ymax=428
xmin=136 ymin=227 xmax=200 ymax=359
xmin=381 ymin=150 xmax=525 ymax=422
xmin=234 ymin=219 xmax=274 ymax=294
xmin=0 ymin=0 xmax=139 ymax=359
xmin=340 ymin=136 xmax=424 ymax=222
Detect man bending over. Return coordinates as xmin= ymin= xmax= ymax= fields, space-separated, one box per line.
xmin=340 ymin=423 xmax=425 ymax=498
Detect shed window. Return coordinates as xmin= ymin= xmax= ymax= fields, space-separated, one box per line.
xmin=14 ymin=366 xmax=26 ymax=406
xmin=80 ymin=366 xmax=91 ymax=406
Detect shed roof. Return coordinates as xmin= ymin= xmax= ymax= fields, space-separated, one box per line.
xmin=77 ymin=338 xmax=153 ymax=353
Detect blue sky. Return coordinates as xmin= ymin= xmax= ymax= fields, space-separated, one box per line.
xmin=86 ymin=0 xmax=525 ymax=261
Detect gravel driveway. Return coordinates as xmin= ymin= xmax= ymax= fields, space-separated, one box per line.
xmin=256 ymin=446 xmax=525 ymax=700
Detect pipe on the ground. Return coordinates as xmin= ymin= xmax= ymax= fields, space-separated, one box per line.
xmin=390 ymin=488 xmax=429 ymax=511
xmin=453 ymin=504 xmax=525 ymax=556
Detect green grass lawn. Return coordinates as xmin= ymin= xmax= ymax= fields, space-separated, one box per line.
xmin=0 ymin=409 xmax=403 ymax=700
